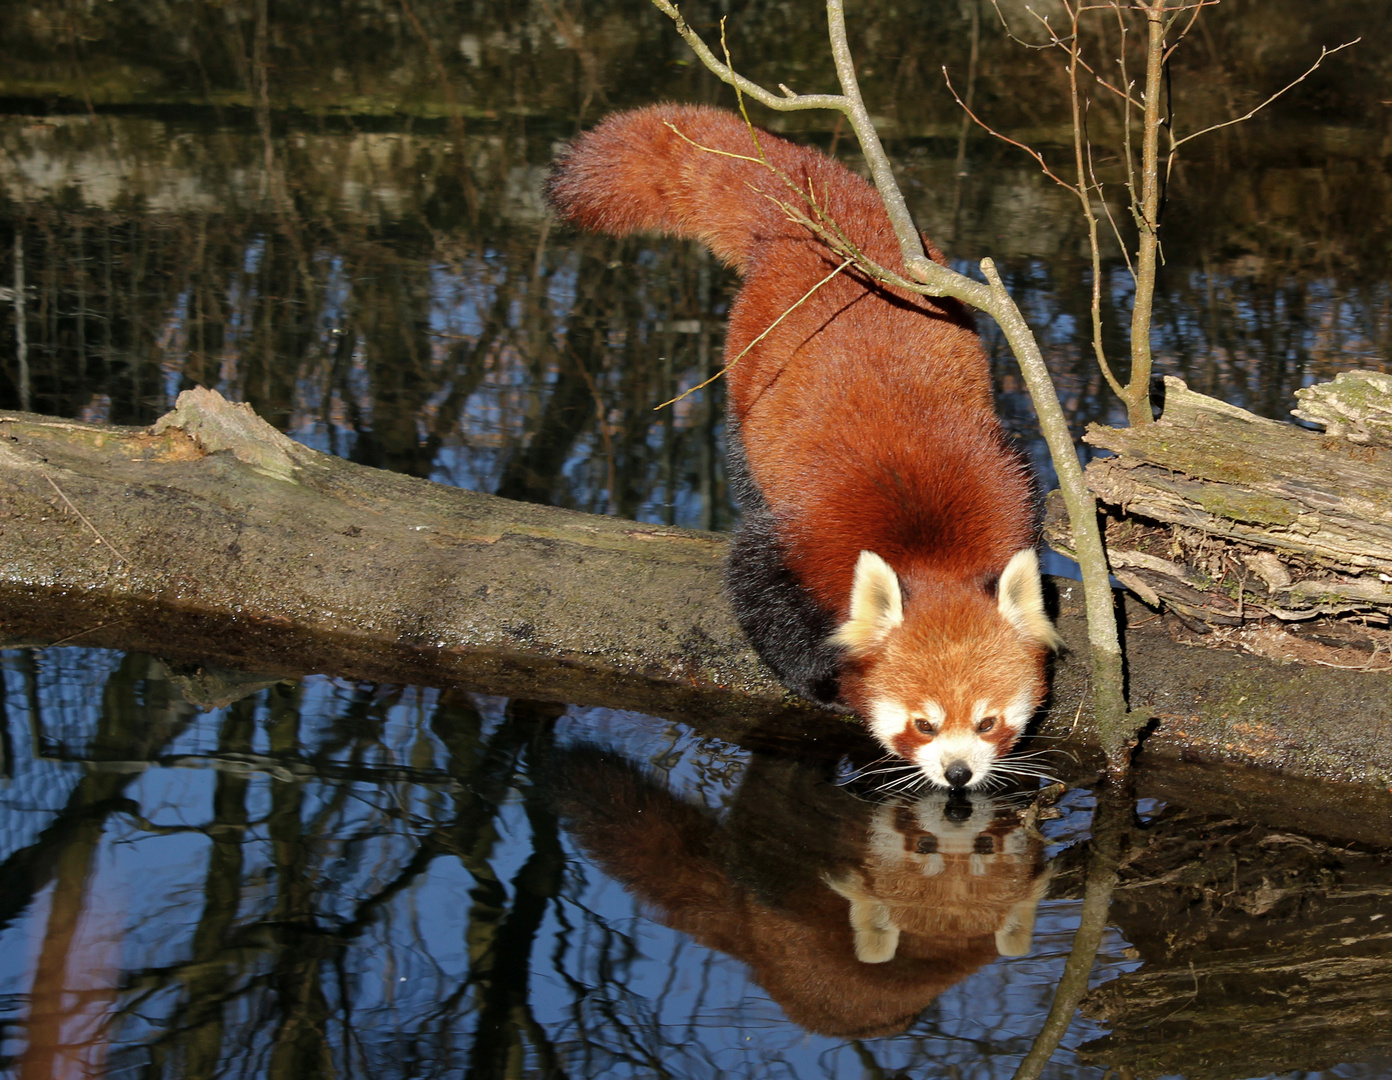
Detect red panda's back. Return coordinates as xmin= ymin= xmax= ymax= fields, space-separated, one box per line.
xmin=727 ymin=251 xmax=1030 ymax=614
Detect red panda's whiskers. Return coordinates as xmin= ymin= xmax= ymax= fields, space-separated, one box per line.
xmin=989 ymin=762 xmax=1063 ymax=786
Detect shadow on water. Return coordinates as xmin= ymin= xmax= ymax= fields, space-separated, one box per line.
xmin=3 ymin=1 xmax=1392 ymax=1076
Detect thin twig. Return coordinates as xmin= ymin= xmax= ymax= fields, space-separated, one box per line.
xmin=1066 ymin=8 xmax=1125 ymax=402
xmin=1169 ymin=39 xmax=1360 ymax=151
xmin=50 ymin=618 xmax=132 ymax=647
xmin=1088 ymin=131 xmax=1136 ymax=281
xmin=662 ymin=120 xmax=920 ymax=294
xmin=943 ymin=68 xmax=1080 ymax=195
xmin=655 ymin=257 xmax=854 ymax=409
xmin=648 ymin=0 xmax=844 ymax=113
xmin=1162 ymin=0 xmax=1218 ymax=62
xmin=43 ymin=471 xmax=131 ymax=566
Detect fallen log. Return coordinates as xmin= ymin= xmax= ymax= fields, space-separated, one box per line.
xmin=3 ymin=389 xmax=1392 ymax=823
xmin=0 ymin=388 xmax=804 ymax=735
xmin=1045 ymin=373 xmax=1392 ymax=663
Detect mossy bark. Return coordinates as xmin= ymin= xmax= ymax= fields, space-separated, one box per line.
xmin=1045 ymin=375 xmax=1392 ymax=628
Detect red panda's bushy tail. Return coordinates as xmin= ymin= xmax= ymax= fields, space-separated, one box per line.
xmin=547 ymin=104 xmax=842 ymax=273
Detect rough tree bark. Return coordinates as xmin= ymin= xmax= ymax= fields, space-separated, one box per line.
xmin=1045 ymin=374 xmax=1392 ymax=661
xmin=3 ymin=389 xmax=1392 ymax=825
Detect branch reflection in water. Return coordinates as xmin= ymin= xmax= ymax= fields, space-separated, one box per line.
xmin=1 ymin=648 xmax=1137 ymax=1079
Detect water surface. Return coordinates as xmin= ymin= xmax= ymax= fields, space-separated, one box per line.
xmin=2 ymin=2 xmax=1392 ymax=1076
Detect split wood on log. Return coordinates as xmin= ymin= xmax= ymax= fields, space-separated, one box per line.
xmin=1045 ymin=373 xmax=1392 ymax=636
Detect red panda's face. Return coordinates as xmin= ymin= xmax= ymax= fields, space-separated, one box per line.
xmin=830 ymin=549 xmax=1061 ymax=790
xmin=858 ymin=624 xmax=1048 ymax=790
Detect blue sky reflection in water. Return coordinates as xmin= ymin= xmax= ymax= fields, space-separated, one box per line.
xmin=0 ymin=648 xmax=1142 ymax=1078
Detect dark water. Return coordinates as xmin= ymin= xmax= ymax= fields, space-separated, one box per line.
xmin=3 ymin=1 xmax=1392 ymax=1076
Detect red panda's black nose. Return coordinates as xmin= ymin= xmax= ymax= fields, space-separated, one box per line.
xmin=945 ymin=762 xmax=973 ymax=789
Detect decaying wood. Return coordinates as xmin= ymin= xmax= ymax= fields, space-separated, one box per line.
xmin=1045 ymin=374 xmax=1392 ymax=637
xmin=6 ymin=389 xmax=1392 ymax=807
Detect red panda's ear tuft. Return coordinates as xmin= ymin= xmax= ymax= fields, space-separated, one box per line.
xmin=994 ymin=868 xmax=1052 ymax=956
xmin=829 ymin=551 xmax=904 ymax=658
xmin=823 ymin=870 xmax=900 ymax=964
xmin=997 ymin=549 xmax=1063 ymax=651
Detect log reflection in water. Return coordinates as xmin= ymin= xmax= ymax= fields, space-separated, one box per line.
xmin=1078 ymin=804 xmax=1392 ymax=1078
xmin=2 ymin=649 xmax=1390 ymax=1077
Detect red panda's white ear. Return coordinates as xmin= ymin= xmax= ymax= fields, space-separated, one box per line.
xmin=824 ymin=870 xmax=900 ymax=964
xmin=829 ymin=551 xmax=904 ymax=657
xmin=994 ymin=868 xmax=1052 ymax=957
xmin=998 ymin=549 xmax=1063 ymax=651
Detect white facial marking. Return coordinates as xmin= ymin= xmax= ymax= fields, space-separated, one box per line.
xmin=866 ymin=698 xmax=909 ymax=750
xmin=1003 ymin=686 xmax=1038 ymax=731
xmin=915 ymin=732 xmax=992 ymax=789
xmin=868 ymin=689 xmax=1037 ymax=791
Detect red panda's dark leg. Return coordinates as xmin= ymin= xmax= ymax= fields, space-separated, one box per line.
xmin=725 ymin=424 xmax=850 ymax=711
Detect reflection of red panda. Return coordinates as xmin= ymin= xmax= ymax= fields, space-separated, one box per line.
xmin=548 ymin=105 xmax=1061 ymax=789
xmin=545 ymin=744 xmax=1050 ymax=1039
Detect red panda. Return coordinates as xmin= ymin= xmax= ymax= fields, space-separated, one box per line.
xmin=547 ymin=105 xmax=1061 ymax=789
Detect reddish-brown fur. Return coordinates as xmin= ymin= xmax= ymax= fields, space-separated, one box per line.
xmin=546 ymin=746 xmax=1047 ymax=1038
xmin=549 ymin=105 xmax=1046 ymax=766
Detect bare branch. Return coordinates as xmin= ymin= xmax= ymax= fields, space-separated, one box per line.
xmin=1087 ymin=128 xmax=1135 ymax=282
xmin=648 ymin=0 xmax=845 ymax=113
xmin=1089 ymin=72 xmax=1145 ymax=110
xmin=943 ymin=67 xmax=1081 ymax=195
xmin=1169 ymin=39 xmax=1360 ymax=151
xmin=1162 ymin=0 xmax=1218 ymax=62
xmin=987 ymin=0 xmax=1057 ymax=51
xmin=823 ymin=0 xmax=945 ymax=285
xmin=1067 ymin=4 xmax=1126 ymax=402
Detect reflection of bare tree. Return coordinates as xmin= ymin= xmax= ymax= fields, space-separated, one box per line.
xmin=1 ymin=656 xmax=586 ymax=1077
xmin=6 ymin=650 xmax=1389 ymax=1076
xmin=463 ymin=701 xmax=569 ymax=1080
xmin=4 ymin=94 xmax=1389 ymax=520
xmin=6 ymin=654 xmax=196 ymax=1075
xmin=0 ymin=154 xmax=737 ymax=524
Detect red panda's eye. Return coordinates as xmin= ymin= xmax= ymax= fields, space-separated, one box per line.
xmin=977 ymin=717 xmax=997 ymax=733
xmin=914 ymin=718 xmax=937 ymax=737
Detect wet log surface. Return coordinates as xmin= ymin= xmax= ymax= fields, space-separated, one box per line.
xmin=1073 ymin=804 xmax=1392 ymax=1079
xmin=3 ymin=391 xmax=1392 ymax=838
xmin=1045 ymin=374 xmax=1392 ymax=639
xmin=0 ymin=389 xmax=807 ymax=736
